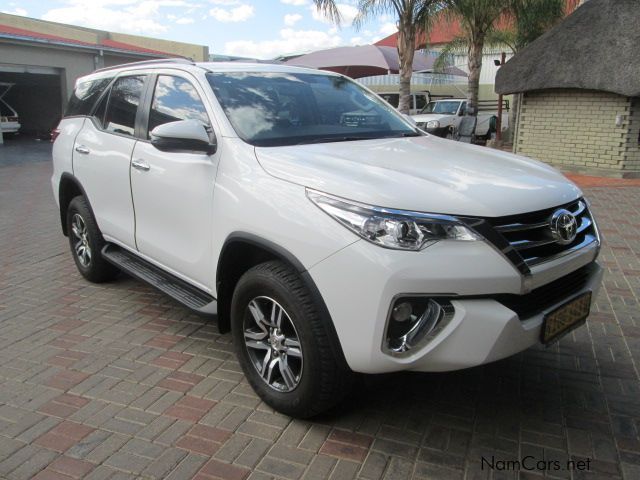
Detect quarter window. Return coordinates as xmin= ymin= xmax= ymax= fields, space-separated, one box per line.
xmin=148 ymin=75 xmax=209 ymax=137
xmin=104 ymin=75 xmax=145 ymax=137
xmin=65 ymin=77 xmax=113 ymax=117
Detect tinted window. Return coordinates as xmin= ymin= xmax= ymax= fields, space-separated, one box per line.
xmin=415 ymin=94 xmax=427 ymax=110
xmin=104 ymin=76 xmax=145 ymax=136
xmin=148 ymin=75 xmax=209 ymax=136
xmin=92 ymin=91 xmax=109 ymax=128
xmin=207 ymin=73 xmax=418 ymax=147
xmin=65 ymin=77 xmax=112 ymax=117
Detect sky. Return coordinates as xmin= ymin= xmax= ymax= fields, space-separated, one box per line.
xmin=0 ymin=0 xmax=399 ymax=59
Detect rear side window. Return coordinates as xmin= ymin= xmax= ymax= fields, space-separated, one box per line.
xmin=104 ymin=75 xmax=145 ymax=137
xmin=147 ymin=75 xmax=209 ymax=137
xmin=65 ymin=77 xmax=112 ymax=117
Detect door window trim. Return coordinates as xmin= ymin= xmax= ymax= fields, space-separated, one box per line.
xmin=86 ymin=73 xmax=151 ymax=141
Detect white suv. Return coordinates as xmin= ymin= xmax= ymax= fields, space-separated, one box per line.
xmin=52 ymin=59 xmax=602 ymax=417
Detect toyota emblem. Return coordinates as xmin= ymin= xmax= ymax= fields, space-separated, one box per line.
xmin=550 ymin=209 xmax=578 ymax=245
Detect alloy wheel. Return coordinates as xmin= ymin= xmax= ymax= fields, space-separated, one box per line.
xmin=243 ymin=296 xmax=303 ymax=392
xmin=71 ymin=213 xmax=92 ymax=267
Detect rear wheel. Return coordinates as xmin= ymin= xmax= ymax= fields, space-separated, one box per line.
xmin=231 ymin=261 xmax=352 ymax=418
xmin=66 ymin=196 xmax=118 ymax=283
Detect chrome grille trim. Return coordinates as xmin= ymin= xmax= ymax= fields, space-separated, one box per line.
xmin=483 ymin=199 xmax=598 ymax=270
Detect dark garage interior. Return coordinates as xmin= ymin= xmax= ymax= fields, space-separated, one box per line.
xmin=0 ymin=70 xmax=62 ymax=139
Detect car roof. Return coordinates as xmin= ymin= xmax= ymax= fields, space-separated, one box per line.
xmin=76 ymin=58 xmax=338 ymax=85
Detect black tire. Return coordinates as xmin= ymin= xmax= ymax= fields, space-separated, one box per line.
xmin=231 ymin=261 xmax=352 ymax=418
xmin=66 ymin=196 xmax=118 ymax=283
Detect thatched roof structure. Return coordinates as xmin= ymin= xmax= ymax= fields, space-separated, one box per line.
xmin=496 ymin=0 xmax=640 ymax=97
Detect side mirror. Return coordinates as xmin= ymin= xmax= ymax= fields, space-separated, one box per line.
xmin=150 ymin=119 xmax=216 ymax=155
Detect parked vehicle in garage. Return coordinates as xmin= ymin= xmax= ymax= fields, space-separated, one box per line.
xmin=52 ymin=59 xmax=602 ymax=417
xmin=0 ymin=82 xmax=21 ymax=134
xmin=412 ymin=98 xmax=508 ymax=142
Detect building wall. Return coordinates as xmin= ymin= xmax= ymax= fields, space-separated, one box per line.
xmin=623 ymin=97 xmax=640 ymax=172
xmin=0 ymin=42 xmax=96 ymax=100
xmin=0 ymin=13 xmax=208 ymax=61
xmin=514 ymin=89 xmax=640 ymax=178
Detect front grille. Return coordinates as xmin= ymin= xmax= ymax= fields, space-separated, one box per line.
xmin=486 ymin=198 xmax=598 ymax=267
xmin=494 ymin=263 xmax=596 ymax=319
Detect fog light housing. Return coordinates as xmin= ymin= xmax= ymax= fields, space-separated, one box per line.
xmin=383 ymin=297 xmax=454 ymax=356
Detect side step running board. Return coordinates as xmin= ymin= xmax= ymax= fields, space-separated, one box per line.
xmin=102 ymin=244 xmax=217 ymax=315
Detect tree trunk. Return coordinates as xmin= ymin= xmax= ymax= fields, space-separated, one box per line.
xmin=397 ymin=18 xmax=416 ymax=115
xmin=466 ymin=35 xmax=484 ymax=117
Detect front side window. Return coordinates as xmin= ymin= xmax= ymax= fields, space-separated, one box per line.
xmin=104 ymin=75 xmax=145 ymax=136
xmin=148 ymin=75 xmax=210 ymax=137
xmin=207 ymin=72 xmax=418 ymax=147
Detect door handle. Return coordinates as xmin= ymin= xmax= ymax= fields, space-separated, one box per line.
xmin=131 ymin=159 xmax=150 ymax=171
xmin=75 ymin=145 xmax=90 ymax=155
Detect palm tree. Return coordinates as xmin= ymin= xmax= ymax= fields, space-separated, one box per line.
xmin=438 ymin=0 xmax=508 ymax=117
xmin=435 ymin=0 xmax=564 ymax=130
xmin=313 ymin=1 xmax=441 ymax=114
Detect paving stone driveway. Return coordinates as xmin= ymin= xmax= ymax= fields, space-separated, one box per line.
xmin=0 ymin=140 xmax=639 ymax=480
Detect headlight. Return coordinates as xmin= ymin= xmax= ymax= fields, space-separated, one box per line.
xmin=307 ymin=190 xmax=480 ymax=251
xmin=426 ymin=120 xmax=440 ymax=129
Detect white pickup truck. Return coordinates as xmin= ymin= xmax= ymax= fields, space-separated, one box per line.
xmin=411 ymin=98 xmax=508 ymax=142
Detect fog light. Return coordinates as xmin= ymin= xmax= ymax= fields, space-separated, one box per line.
xmin=392 ymin=302 xmax=412 ymax=322
xmin=383 ymin=297 xmax=454 ymax=356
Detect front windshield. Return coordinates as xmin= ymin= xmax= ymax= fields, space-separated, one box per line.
xmin=421 ymin=101 xmax=461 ymax=115
xmin=207 ymin=72 xmax=419 ymax=147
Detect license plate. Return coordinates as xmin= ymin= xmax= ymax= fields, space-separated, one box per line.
xmin=541 ymin=292 xmax=592 ymax=344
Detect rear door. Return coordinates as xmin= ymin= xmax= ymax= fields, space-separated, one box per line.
xmin=73 ymin=74 xmax=148 ymax=249
xmin=130 ymin=72 xmax=220 ymax=288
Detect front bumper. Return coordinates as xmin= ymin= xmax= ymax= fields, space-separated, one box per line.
xmin=422 ymin=125 xmax=449 ymax=137
xmin=309 ymin=238 xmax=602 ymax=373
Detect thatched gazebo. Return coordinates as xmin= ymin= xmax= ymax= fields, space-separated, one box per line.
xmin=495 ymin=0 xmax=640 ymax=178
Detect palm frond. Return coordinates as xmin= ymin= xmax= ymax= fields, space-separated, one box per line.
xmin=311 ymin=0 xmax=342 ymax=25
xmin=433 ymin=35 xmax=468 ymax=72
xmin=485 ymin=29 xmax=516 ymax=53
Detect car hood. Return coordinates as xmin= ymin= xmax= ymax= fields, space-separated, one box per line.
xmin=253 ymin=135 xmax=582 ymax=217
xmin=411 ymin=113 xmax=449 ymax=123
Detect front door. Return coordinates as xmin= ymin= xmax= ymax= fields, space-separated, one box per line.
xmin=73 ymin=74 xmax=147 ymax=248
xmin=130 ymin=73 xmax=220 ymax=289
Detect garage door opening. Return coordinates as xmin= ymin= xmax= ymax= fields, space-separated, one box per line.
xmin=0 ymin=65 xmax=63 ymax=140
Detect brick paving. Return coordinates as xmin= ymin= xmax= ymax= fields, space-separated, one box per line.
xmin=0 ymin=140 xmax=639 ymax=480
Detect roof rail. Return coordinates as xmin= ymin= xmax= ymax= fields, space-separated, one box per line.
xmin=93 ymin=57 xmax=195 ymax=73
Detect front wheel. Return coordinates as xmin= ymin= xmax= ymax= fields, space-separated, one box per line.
xmin=231 ymin=261 xmax=352 ymax=418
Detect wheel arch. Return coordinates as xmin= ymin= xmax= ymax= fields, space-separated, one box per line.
xmin=215 ymin=233 xmax=347 ymax=368
xmin=58 ymin=173 xmax=94 ymax=236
